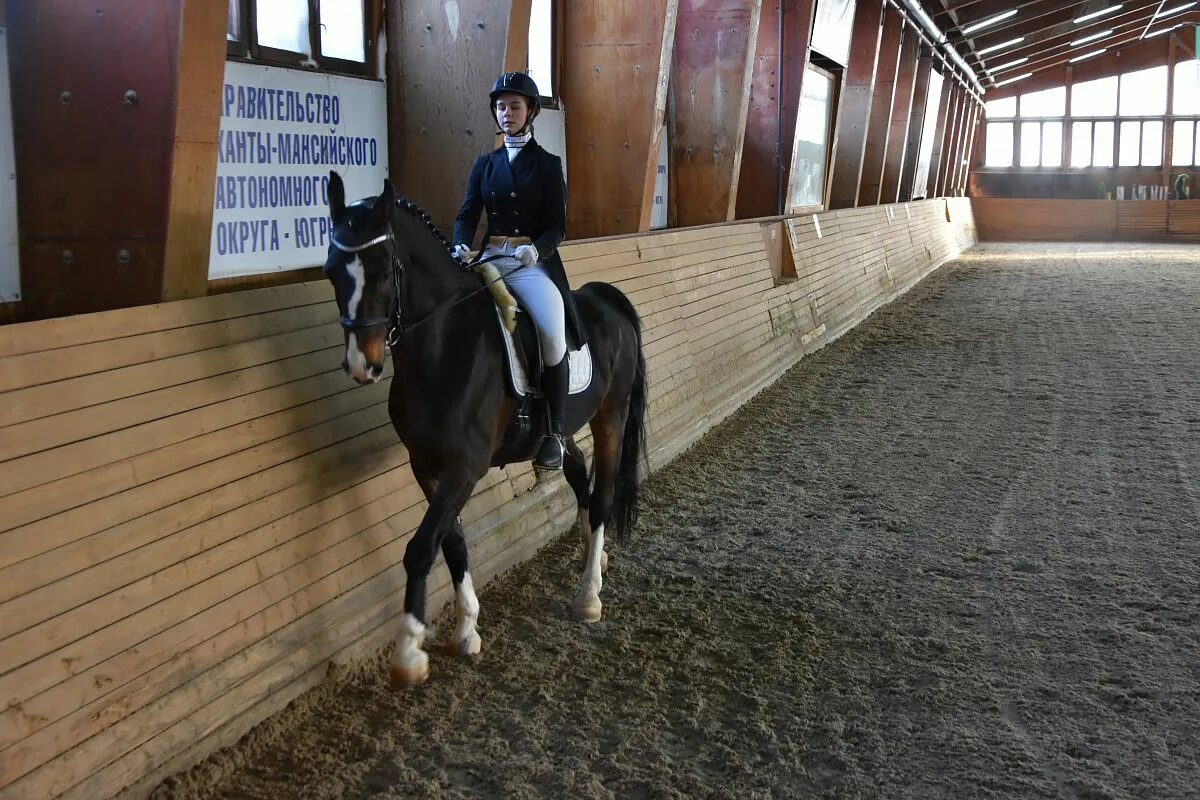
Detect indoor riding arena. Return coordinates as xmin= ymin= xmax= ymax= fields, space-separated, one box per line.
xmin=1 ymin=3 xmax=1198 ymax=800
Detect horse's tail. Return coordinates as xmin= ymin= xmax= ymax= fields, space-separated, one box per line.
xmin=581 ymin=281 xmax=647 ymax=542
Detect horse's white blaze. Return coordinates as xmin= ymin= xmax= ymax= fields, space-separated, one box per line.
xmin=391 ymin=612 xmax=428 ymax=671
xmin=344 ymin=256 xmax=374 ymax=382
xmin=576 ymin=523 xmax=604 ymax=621
xmin=453 ymin=572 xmax=482 ymax=655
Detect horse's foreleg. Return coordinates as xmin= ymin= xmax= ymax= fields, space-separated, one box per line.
xmin=441 ymin=519 xmax=482 ymax=657
xmin=391 ymin=477 xmax=476 ymax=690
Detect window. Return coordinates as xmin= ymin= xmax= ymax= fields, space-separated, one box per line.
xmin=1118 ymin=120 xmax=1163 ymax=166
xmin=986 ymin=122 xmax=1014 ymax=166
xmin=787 ymin=65 xmax=836 ymax=209
xmin=1071 ymin=76 xmax=1117 ymax=116
xmin=1071 ymin=120 xmax=1115 ymax=167
xmin=1119 ymin=66 xmax=1168 ymax=116
xmin=911 ymin=68 xmax=945 ymax=198
xmin=1175 ymin=60 xmax=1200 ymax=115
xmin=527 ymin=0 xmax=557 ymax=103
xmin=985 ymin=96 xmax=1016 ymax=117
xmin=1173 ymin=121 xmax=1198 ymax=166
xmin=226 ymin=0 xmax=369 ymax=75
xmin=1019 ymin=86 xmax=1065 ymax=117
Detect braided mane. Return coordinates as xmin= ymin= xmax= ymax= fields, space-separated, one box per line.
xmin=394 ymin=196 xmax=456 ymax=259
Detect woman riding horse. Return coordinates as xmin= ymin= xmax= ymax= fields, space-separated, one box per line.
xmin=452 ymin=72 xmax=577 ymax=471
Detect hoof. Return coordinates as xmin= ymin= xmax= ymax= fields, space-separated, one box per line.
xmin=457 ymin=631 xmax=482 ymax=657
xmin=388 ymin=657 xmax=429 ymax=690
xmin=574 ymin=599 xmax=603 ymax=624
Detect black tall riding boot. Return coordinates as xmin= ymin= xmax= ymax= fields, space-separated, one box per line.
xmin=534 ymin=359 xmax=569 ymax=470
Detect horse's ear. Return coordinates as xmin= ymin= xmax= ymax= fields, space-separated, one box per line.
xmin=373 ymin=179 xmax=396 ymax=225
xmin=328 ymin=170 xmax=346 ymax=224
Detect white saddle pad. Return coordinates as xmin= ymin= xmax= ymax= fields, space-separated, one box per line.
xmin=494 ymin=307 xmax=592 ymax=397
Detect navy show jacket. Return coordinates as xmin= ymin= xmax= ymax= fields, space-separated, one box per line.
xmin=453 ymin=140 xmax=586 ymax=346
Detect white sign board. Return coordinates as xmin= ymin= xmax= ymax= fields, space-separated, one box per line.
xmin=209 ymin=61 xmax=388 ymax=279
xmin=0 ymin=28 xmax=20 ymax=301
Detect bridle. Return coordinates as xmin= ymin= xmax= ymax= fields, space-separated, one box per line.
xmin=330 ymin=230 xmax=405 ymax=346
xmin=330 ymin=226 xmax=528 ymax=348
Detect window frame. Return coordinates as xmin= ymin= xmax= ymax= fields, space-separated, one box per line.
xmin=226 ymin=0 xmax=372 ymax=78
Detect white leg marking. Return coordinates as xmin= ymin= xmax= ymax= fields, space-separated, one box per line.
xmin=575 ymin=523 xmax=605 ymax=623
xmin=344 ymin=257 xmax=377 ymax=383
xmin=453 ymin=572 xmax=482 ymax=656
xmin=389 ymin=613 xmax=429 ymax=686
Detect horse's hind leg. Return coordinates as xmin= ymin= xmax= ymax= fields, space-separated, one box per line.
xmin=441 ymin=518 xmax=482 ymax=657
xmin=574 ymin=409 xmax=625 ymax=622
xmin=563 ymin=438 xmax=606 ymax=574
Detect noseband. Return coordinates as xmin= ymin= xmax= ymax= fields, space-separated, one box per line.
xmin=329 ymin=230 xmax=404 ymax=345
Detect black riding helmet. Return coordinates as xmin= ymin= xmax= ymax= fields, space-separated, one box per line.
xmin=489 ymin=72 xmax=541 ymax=129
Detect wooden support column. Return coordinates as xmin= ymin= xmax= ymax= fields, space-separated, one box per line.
xmin=735 ymin=0 xmax=816 ymax=219
xmin=1163 ymin=35 xmax=1177 ymax=192
xmin=881 ymin=26 xmax=920 ymax=204
xmin=956 ymin=101 xmax=980 ymax=194
xmin=941 ymin=85 xmax=969 ymax=197
xmin=898 ymin=53 xmax=932 ymax=202
xmin=857 ymin=9 xmax=905 ymax=206
xmin=924 ymin=74 xmax=954 ymax=198
xmin=161 ymin=0 xmax=229 ymax=301
xmin=670 ymin=0 xmax=763 ymax=226
xmin=826 ymin=0 xmax=885 ymax=209
xmin=932 ymin=82 xmax=959 ymax=198
xmin=7 ymin=1 xmax=211 ymax=320
xmin=561 ymin=0 xmax=679 ymax=237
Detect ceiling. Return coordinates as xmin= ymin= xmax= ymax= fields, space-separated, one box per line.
xmin=929 ymin=0 xmax=1199 ymax=89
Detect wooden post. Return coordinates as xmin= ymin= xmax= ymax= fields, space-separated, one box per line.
xmin=881 ymin=25 xmax=920 ymax=204
xmin=161 ymin=0 xmax=229 ymax=301
xmin=1163 ymin=35 xmax=1176 ymax=193
xmin=898 ymin=52 xmax=932 ymax=202
xmin=826 ymin=0 xmax=885 ymax=209
xmin=925 ymin=74 xmax=954 ymax=198
xmin=858 ymin=9 xmax=905 ymax=206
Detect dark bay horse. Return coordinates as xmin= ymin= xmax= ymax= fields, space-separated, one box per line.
xmin=322 ymin=173 xmax=647 ymax=688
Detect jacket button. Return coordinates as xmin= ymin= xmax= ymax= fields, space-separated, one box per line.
xmin=514 ymin=228 xmax=520 ymax=233
xmin=510 ymin=192 xmax=517 ymax=198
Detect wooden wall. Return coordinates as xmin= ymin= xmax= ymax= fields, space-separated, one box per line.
xmin=973 ymin=198 xmax=1200 ymax=242
xmin=0 ymin=198 xmax=976 ymax=799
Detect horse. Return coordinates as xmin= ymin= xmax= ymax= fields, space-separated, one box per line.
xmin=322 ymin=172 xmax=648 ymax=689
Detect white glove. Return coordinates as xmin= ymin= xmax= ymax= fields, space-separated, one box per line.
xmin=452 ymin=243 xmax=471 ymax=263
xmin=513 ymin=243 xmax=540 ymax=266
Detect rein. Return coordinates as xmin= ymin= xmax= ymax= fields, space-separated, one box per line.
xmin=330 ymin=233 xmax=531 ymax=346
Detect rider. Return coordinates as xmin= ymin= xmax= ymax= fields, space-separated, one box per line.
xmin=453 ymin=72 xmax=585 ymax=471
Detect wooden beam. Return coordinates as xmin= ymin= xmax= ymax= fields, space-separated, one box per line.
xmin=503 ymin=0 xmax=533 ymax=72
xmin=727 ymin=2 xmax=765 ymax=220
xmin=899 ymin=53 xmax=933 ymax=201
xmin=881 ymin=26 xmax=921 ymax=203
xmin=734 ymin=0 xmax=816 ymax=219
xmin=957 ymin=101 xmax=981 ymax=193
xmin=858 ymin=9 xmax=906 ymax=206
xmin=925 ymin=73 xmax=954 ymax=198
xmin=161 ymin=0 xmax=227 ymax=302
xmin=638 ymin=0 xmax=680 ymax=232
xmin=670 ymin=0 xmax=762 ymax=226
xmin=826 ymin=0 xmax=885 ymax=209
